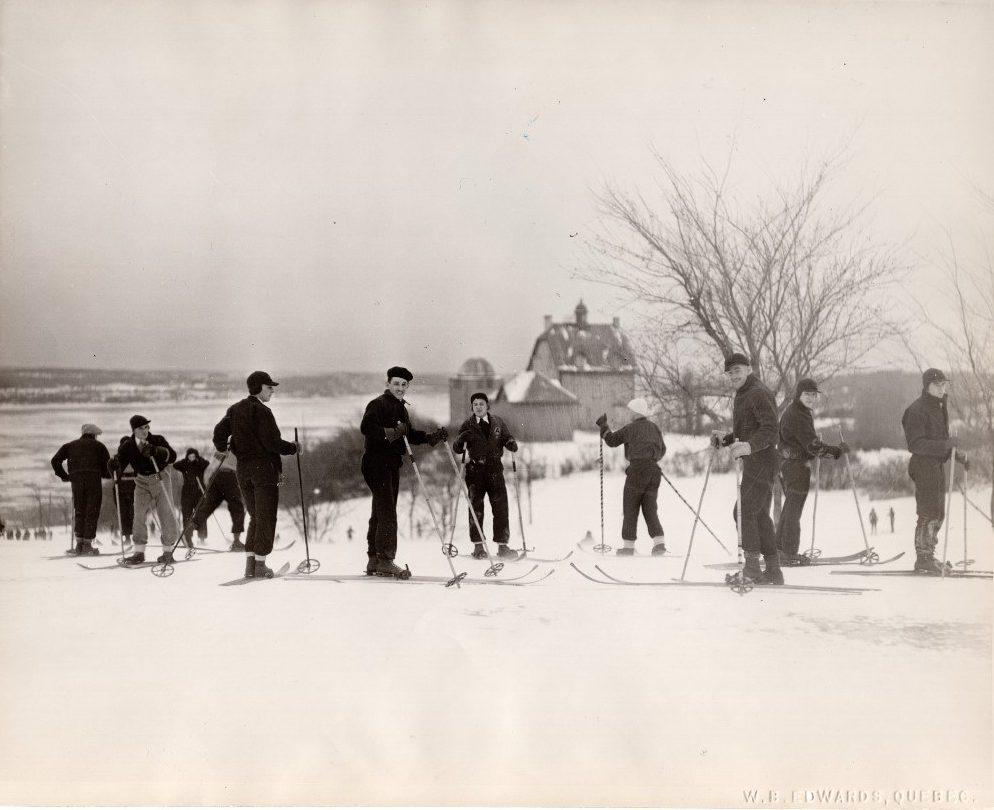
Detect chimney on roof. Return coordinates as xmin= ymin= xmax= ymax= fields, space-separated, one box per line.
xmin=544 ymin=315 xmax=553 ymax=330
xmin=612 ymin=316 xmax=620 ymax=328
xmin=575 ymin=300 xmax=588 ymax=328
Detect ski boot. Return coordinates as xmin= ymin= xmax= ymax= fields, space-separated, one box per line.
xmin=365 ymin=554 xmax=378 ymax=576
xmin=229 ymin=535 xmax=246 ymax=552
xmin=120 ymin=551 xmax=145 ymax=566
xmin=651 ymin=536 xmax=667 ymax=556
xmin=762 ymin=553 xmax=784 ymax=585
xmin=914 ymin=552 xmax=948 ymax=575
xmin=742 ymin=552 xmax=764 ymax=583
xmin=780 ymin=551 xmax=810 ymax=567
xmin=497 ymin=543 xmax=519 ymax=560
xmin=244 ymin=556 xmax=256 ymax=578
xmin=471 ymin=543 xmax=487 ymax=560
xmin=254 ymin=559 xmax=275 ymax=579
xmin=156 ymin=550 xmax=175 ymax=564
xmin=81 ymin=541 xmax=100 ymax=556
xmin=375 ymin=558 xmax=412 ymax=579
xmin=615 ymin=547 xmax=635 ymax=556
xmin=68 ymin=539 xmax=85 ymax=556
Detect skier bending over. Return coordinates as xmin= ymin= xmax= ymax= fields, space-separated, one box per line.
xmin=596 ymin=397 xmax=667 ymax=557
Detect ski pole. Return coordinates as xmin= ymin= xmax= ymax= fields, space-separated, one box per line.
xmin=679 ymin=446 xmax=716 ymax=581
xmin=962 ymin=455 xmax=969 ymax=572
xmin=837 ymin=426 xmax=876 ymax=563
xmin=111 ymin=473 xmax=125 ymax=558
xmin=660 ymin=468 xmax=731 ymax=554
xmin=940 ymin=447 xmax=956 ymax=578
xmin=962 ymin=490 xmax=992 ymax=524
xmin=405 ymin=436 xmax=466 ymax=587
xmin=807 ymin=444 xmax=822 ymax=560
xmin=294 ymin=427 xmax=319 ymax=574
xmin=441 ymin=441 xmax=503 ymax=577
xmin=510 ymin=452 xmax=531 ymax=555
xmin=442 ymin=450 xmax=465 ymax=558
xmin=594 ymin=433 xmax=610 ymax=553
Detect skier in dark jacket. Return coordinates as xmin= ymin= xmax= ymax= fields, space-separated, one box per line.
xmin=901 ymin=368 xmax=968 ymax=574
xmin=213 ymin=370 xmax=297 ymax=579
xmin=774 ymin=379 xmax=847 ymax=565
xmin=51 ymin=423 xmax=111 ymax=555
xmin=110 ymin=416 xmax=179 ymax=565
xmin=452 ymin=392 xmax=519 ymax=560
xmin=175 ymin=450 xmax=246 ymax=551
xmin=173 ymin=448 xmax=210 ymax=546
xmin=359 ymin=366 xmax=447 ymax=578
xmin=712 ymin=353 xmax=783 ymax=584
xmin=597 ymin=397 xmax=667 ymax=556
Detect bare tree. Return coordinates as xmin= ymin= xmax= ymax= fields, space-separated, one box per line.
xmin=583 ymin=149 xmax=905 ymax=416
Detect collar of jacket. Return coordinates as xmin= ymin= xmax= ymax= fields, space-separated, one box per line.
xmin=381 ymin=390 xmax=410 ymax=407
xmin=736 ymin=374 xmax=759 ymax=397
xmin=920 ymin=389 xmax=946 ymax=407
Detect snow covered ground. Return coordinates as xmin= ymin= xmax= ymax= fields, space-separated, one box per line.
xmin=0 ymin=466 xmax=990 ymax=808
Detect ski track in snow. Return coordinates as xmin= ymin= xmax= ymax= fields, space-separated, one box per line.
xmin=0 ymin=466 xmax=990 ymax=806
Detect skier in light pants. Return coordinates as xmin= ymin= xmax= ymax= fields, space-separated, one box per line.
xmin=111 ymin=415 xmax=179 ymax=565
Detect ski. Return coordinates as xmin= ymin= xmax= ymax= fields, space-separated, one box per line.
xmin=516 ymin=549 xmax=574 ymax=563
xmin=77 ymin=558 xmax=201 ymax=571
xmin=576 ymin=542 xmax=676 ymax=559
xmin=219 ymin=561 xmax=292 ymax=587
xmin=704 ymin=550 xmax=894 ymax=571
xmin=831 ymin=568 xmax=992 ymax=579
xmin=286 ymin=568 xmax=555 ymax=586
xmin=570 ymin=563 xmax=873 ymax=593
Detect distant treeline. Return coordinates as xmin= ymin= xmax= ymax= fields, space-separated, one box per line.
xmin=0 ymin=368 xmax=449 ymax=404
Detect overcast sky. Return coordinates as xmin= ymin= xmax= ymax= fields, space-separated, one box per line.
xmin=1 ymin=0 xmax=991 ymax=376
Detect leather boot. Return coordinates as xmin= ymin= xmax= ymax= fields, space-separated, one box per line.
xmin=742 ymin=552 xmax=764 ymax=582
xmin=763 ymin=553 xmax=784 ymax=585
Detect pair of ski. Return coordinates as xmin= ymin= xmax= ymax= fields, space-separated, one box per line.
xmin=831 ymin=567 xmax=992 ymax=580
xmin=571 ymin=563 xmax=875 ymax=594
xmin=703 ymin=550 xmax=905 ymax=571
xmin=285 ymin=562 xmax=555 ymax=587
xmin=77 ymin=558 xmax=202 ymax=571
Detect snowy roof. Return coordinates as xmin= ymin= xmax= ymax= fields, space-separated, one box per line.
xmin=530 ymin=322 xmax=635 ymax=372
xmin=497 ymin=371 xmax=580 ymax=404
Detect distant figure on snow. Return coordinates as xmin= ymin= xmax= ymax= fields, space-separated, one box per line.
xmin=888 ymin=507 xmax=895 ymax=533
xmin=868 ymin=507 xmax=878 ymax=535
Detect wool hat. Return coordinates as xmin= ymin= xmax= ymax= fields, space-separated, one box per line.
xmin=627 ymin=397 xmax=657 ymax=417
xmin=129 ymin=415 xmax=151 ymax=430
xmin=387 ymin=366 xmax=414 ymax=382
xmin=724 ymin=352 xmax=751 ymax=372
xmin=81 ymin=423 xmax=102 ymax=436
xmin=470 ymin=391 xmax=489 ymax=404
xmin=922 ymin=368 xmax=948 ymax=386
xmin=795 ymin=378 xmax=821 ymax=396
xmin=247 ymin=371 xmax=279 ymax=392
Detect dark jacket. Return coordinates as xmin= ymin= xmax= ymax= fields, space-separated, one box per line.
xmin=174 ymin=453 xmax=209 ymax=495
xmin=51 ymin=435 xmax=111 ymax=481
xmin=453 ymin=414 xmax=517 ymax=467
xmin=115 ymin=433 xmax=177 ymax=476
xmin=360 ymin=391 xmax=431 ymax=468
xmin=600 ymin=417 xmax=666 ymax=465
xmin=213 ymin=396 xmax=296 ymax=472
xmin=902 ymin=389 xmax=951 ymax=463
xmin=733 ymin=374 xmax=779 ymax=453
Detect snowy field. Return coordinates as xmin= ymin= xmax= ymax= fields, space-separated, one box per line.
xmin=0 ymin=467 xmax=990 ymax=808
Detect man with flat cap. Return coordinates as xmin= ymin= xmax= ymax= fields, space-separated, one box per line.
xmin=360 ymin=366 xmax=448 ymax=578
xmin=213 ymin=370 xmax=297 ymax=579
xmin=711 ymin=353 xmax=783 ymax=585
xmin=51 ymin=423 xmax=111 ymax=555
xmin=110 ymin=415 xmax=179 ymax=564
xmin=775 ymin=378 xmax=848 ymax=566
xmin=901 ymin=367 xmax=969 ymax=574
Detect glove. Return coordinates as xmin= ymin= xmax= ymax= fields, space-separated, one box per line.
xmin=427 ymin=427 xmax=448 ymax=447
xmin=821 ymin=444 xmax=843 ymax=460
xmin=838 ymin=441 xmax=850 ymax=455
xmin=108 ymin=457 xmax=121 ymax=473
xmin=730 ymin=441 xmax=752 ymax=459
xmin=595 ymin=413 xmax=608 ymax=428
xmin=58 ymin=473 xmax=70 ymax=482
xmin=506 ymin=440 xmax=519 ymax=453
xmin=711 ymin=430 xmax=733 ymax=449
xmin=955 ymin=450 xmax=970 ymax=471
xmin=384 ymin=421 xmax=408 ymax=442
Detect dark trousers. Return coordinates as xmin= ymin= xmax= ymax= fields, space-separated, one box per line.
xmin=181 ymin=489 xmax=208 ymax=541
xmin=621 ymin=462 xmax=663 ymax=541
xmin=775 ymin=460 xmax=810 ymax=556
xmin=733 ymin=450 xmax=777 ymax=556
xmin=236 ymin=458 xmax=280 ymax=556
xmin=362 ymin=457 xmax=401 ymax=561
xmin=909 ymin=456 xmax=946 ymax=554
xmin=466 ymin=463 xmax=510 ymax=545
xmin=195 ymin=470 xmax=245 ymax=533
xmin=70 ymin=473 xmax=102 ymax=540
xmin=117 ymin=478 xmax=136 ymax=535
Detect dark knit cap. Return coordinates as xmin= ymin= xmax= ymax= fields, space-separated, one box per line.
xmin=724 ymin=352 xmax=751 ymax=372
xmin=387 ymin=366 xmax=413 ymax=382
xmin=795 ymin=378 xmax=821 ymax=396
xmin=922 ymin=368 xmax=948 ymax=386
xmin=470 ymin=392 xmax=489 ymax=404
